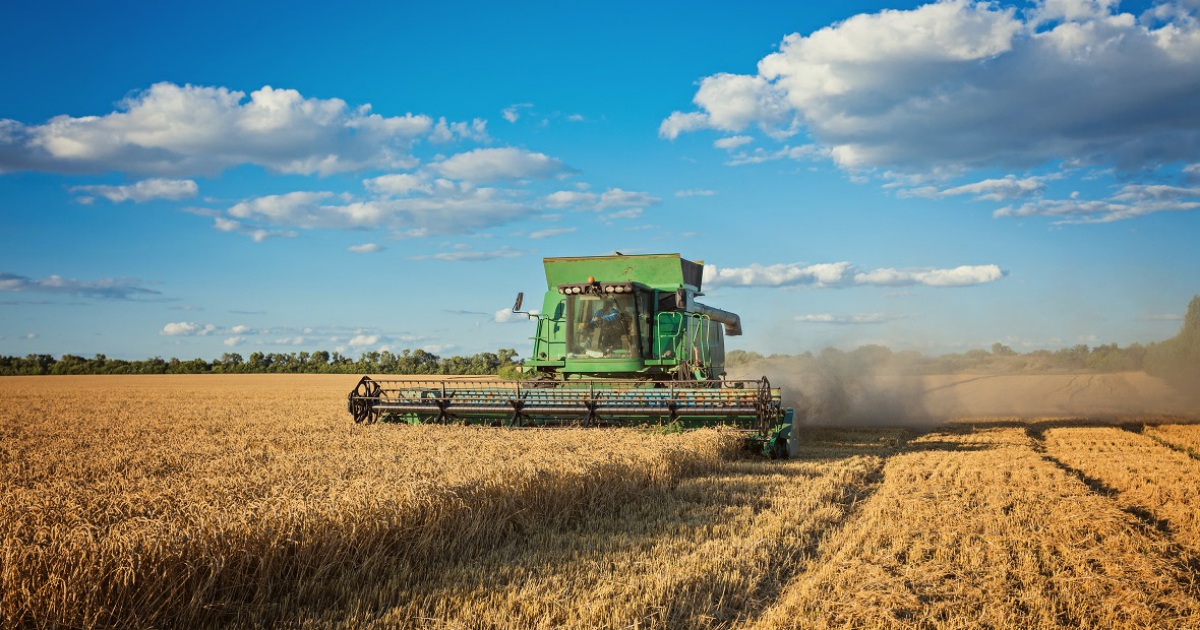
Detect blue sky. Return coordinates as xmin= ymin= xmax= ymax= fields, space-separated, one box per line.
xmin=2 ymin=0 xmax=1199 ymax=360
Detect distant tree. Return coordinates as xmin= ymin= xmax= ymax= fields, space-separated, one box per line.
xmin=991 ymin=342 xmax=1016 ymax=356
xmin=1145 ymin=295 xmax=1200 ymax=394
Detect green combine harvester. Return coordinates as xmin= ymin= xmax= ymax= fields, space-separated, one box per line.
xmin=347 ymin=253 xmax=794 ymax=457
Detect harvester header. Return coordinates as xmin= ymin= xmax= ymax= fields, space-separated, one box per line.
xmin=347 ymin=252 xmax=793 ymax=457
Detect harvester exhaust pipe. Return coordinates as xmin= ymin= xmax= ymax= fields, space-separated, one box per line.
xmin=692 ymin=302 xmax=743 ymax=336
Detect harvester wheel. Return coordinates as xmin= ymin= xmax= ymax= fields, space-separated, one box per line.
xmin=349 ymin=398 xmax=371 ymax=424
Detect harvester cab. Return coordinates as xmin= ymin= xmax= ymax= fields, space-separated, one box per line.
xmin=347 ymin=253 xmax=794 ymax=458
xmin=524 ymin=254 xmax=737 ymax=382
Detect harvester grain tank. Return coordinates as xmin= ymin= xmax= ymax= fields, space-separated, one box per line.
xmin=347 ymin=253 xmax=794 ymax=457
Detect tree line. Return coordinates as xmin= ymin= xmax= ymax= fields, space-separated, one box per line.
xmin=0 ymin=348 xmax=524 ymax=378
xmin=5 ymin=297 xmax=1198 ymax=392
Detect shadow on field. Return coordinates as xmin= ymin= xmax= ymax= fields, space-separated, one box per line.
xmin=290 ymin=430 xmax=909 ymax=629
xmin=789 ymin=427 xmax=914 ymax=461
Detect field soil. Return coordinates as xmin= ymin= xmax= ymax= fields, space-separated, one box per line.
xmin=2 ymin=373 xmax=1199 ymax=629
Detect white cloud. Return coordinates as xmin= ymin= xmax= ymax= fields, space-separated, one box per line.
xmin=411 ymin=244 xmax=523 ymax=261
xmin=223 ymin=336 xmax=245 ymax=347
xmin=714 ymin=136 xmax=754 ymax=150
xmin=161 ymin=322 xmax=217 ymax=336
xmin=431 ymin=147 xmax=573 ymax=182
xmin=542 ymin=187 xmax=661 ymax=213
xmin=704 ymin=261 xmax=1004 ymax=288
xmin=794 ymin=312 xmax=911 ymax=324
xmin=704 ymin=262 xmax=855 ymax=288
xmin=994 ymin=184 xmax=1200 ymax=223
xmin=69 ymin=178 xmax=198 ymax=203
xmin=936 ymin=175 xmax=1048 ymax=201
xmin=348 ymin=243 xmax=383 ymax=253
xmin=529 ymin=227 xmax=576 ymax=239
xmin=227 ymin=191 xmax=337 ymax=225
xmin=724 ymin=144 xmax=828 ymax=166
xmin=213 ymin=217 xmax=298 ymax=242
xmin=852 ymin=265 xmax=1005 ymax=287
xmin=663 ymin=1 xmax=1200 ymax=173
xmin=502 ymin=103 xmax=532 ymax=123
xmin=602 ymin=208 xmax=643 ymax=221
xmin=220 ymin=182 xmax=537 ymax=236
xmin=428 ymin=117 xmax=488 ymax=143
xmin=598 ymin=188 xmax=659 ymax=209
xmin=363 ymin=173 xmax=428 ymax=195
xmin=494 ymin=307 xmax=538 ymax=323
xmin=0 ymin=82 xmax=441 ymax=176
xmin=0 ymin=271 xmax=160 ymax=299
xmin=347 ymin=334 xmax=379 ymax=347
xmin=659 ymin=111 xmax=709 ymax=141
xmin=543 ymin=190 xmax=597 ymax=208
xmin=675 ymin=189 xmax=716 ymax=198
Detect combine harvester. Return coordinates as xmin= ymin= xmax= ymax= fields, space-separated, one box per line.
xmin=347 ymin=253 xmax=794 ymax=457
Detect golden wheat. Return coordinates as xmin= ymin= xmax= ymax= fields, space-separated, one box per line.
xmin=317 ymin=433 xmax=900 ymax=629
xmin=0 ymin=375 xmax=736 ymax=628
xmin=1043 ymin=425 xmax=1200 ymax=555
xmin=1144 ymin=423 xmax=1200 ymax=457
xmin=749 ymin=425 xmax=1200 ymax=629
xmin=5 ymin=376 xmax=1200 ymax=629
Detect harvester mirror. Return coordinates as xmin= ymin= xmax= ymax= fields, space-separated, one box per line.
xmin=513 ymin=292 xmax=524 ymax=312
xmin=675 ymin=288 xmax=687 ymax=310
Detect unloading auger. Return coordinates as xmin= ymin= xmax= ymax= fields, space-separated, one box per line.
xmin=347 ymin=253 xmax=795 ymax=457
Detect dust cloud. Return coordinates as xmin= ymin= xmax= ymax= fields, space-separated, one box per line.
xmin=729 ymin=352 xmax=1196 ymax=427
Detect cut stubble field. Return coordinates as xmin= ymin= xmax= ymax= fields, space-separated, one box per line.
xmin=2 ymin=375 xmax=1199 ymax=629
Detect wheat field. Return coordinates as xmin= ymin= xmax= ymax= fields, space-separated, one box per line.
xmin=2 ymin=375 xmax=1199 ymax=629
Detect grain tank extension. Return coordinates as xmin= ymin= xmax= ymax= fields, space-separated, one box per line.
xmin=347 ymin=253 xmax=794 ymax=457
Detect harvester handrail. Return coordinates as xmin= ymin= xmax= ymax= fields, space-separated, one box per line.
xmin=654 ymin=311 xmax=712 ymax=365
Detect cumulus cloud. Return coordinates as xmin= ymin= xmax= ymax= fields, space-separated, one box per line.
xmin=348 ymin=243 xmax=383 ymax=253
xmin=428 ymin=117 xmax=488 ymax=143
xmin=363 ymin=173 xmax=429 ymax=195
xmin=0 ymin=271 xmax=161 ymax=299
xmin=161 ymin=322 xmax=217 ymax=336
xmin=541 ymin=187 xmax=661 ymax=212
xmin=663 ymin=1 xmax=1200 ymax=172
xmin=220 ymin=182 xmax=536 ymax=236
xmin=69 ymin=178 xmax=198 ymax=203
xmin=502 ymin=103 xmax=533 ymax=123
xmin=430 ymin=147 xmax=573 ymax=182
xmin=704 ymin=262 xmax=856 ymax=288
xmin=676 ymin=189 xmax=716 ymax=197
xmin=0 ymin=82 xmax=446 ymax=176
xmin=347 ymin=334 xmax=379 ymax=347
xmin=703 ymin=261 xmax=1004 ymax=288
